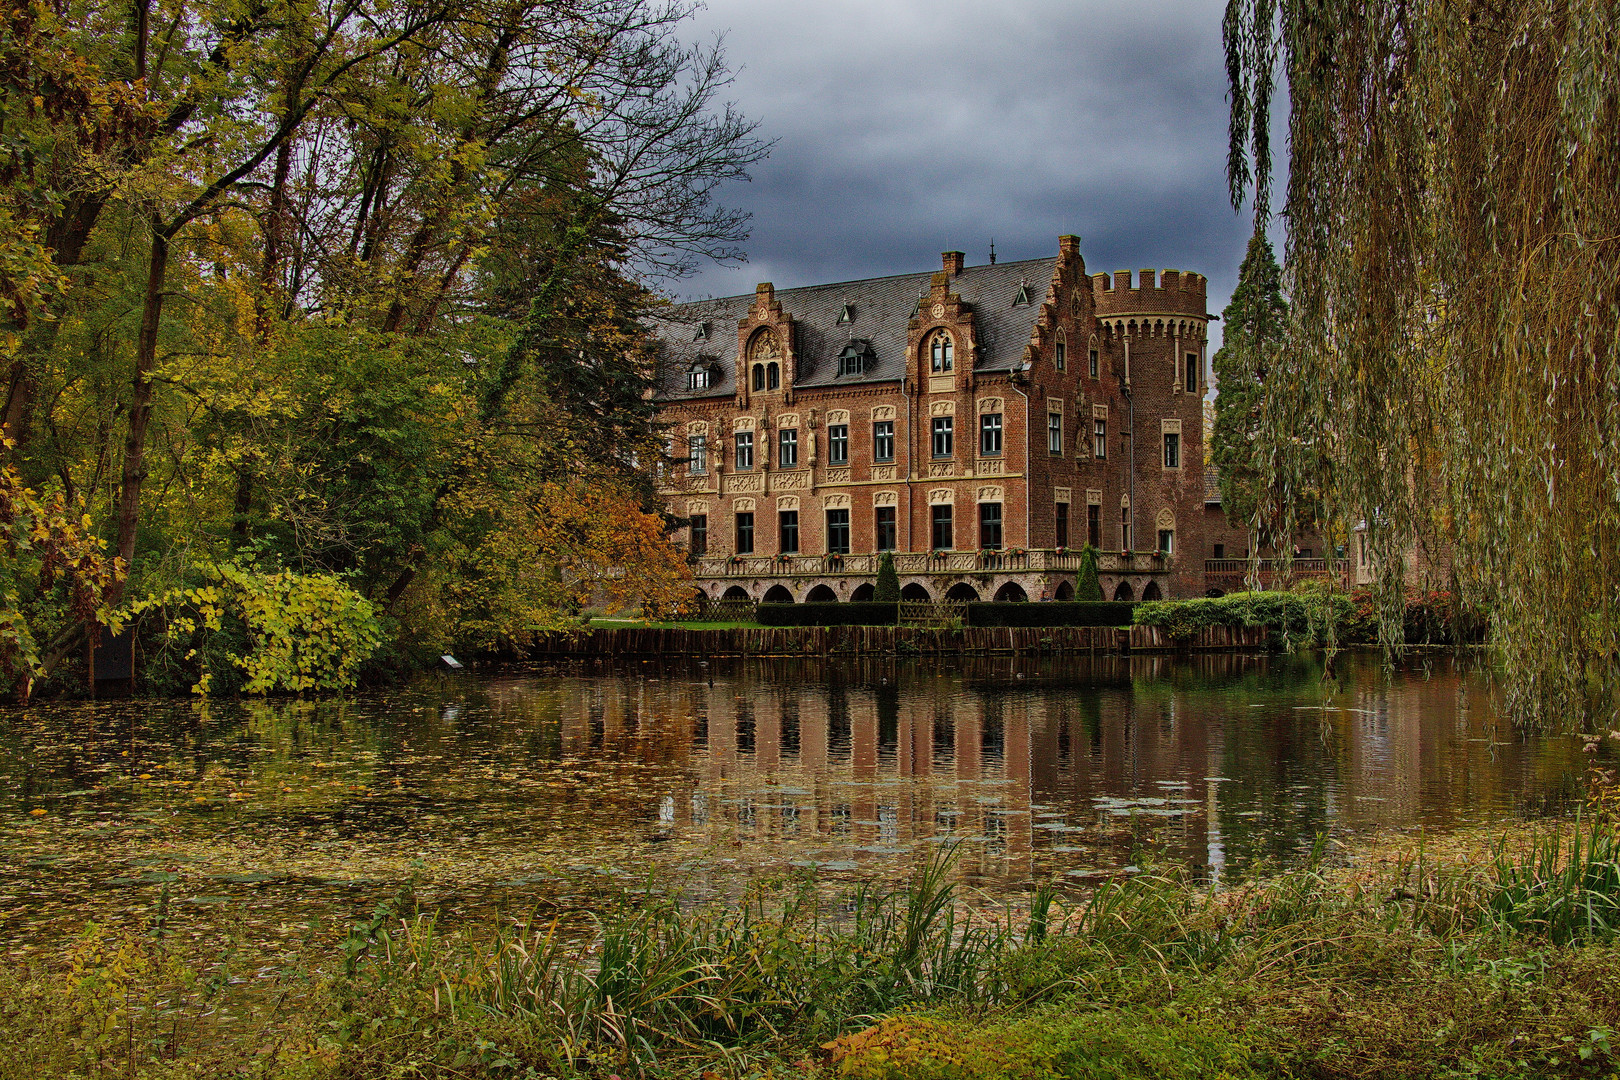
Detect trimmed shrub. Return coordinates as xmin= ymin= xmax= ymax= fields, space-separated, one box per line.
xmin=1075 ymin=545 xmax=1103 ymax=601
xmin=967 ymin=602 xmax=1136 ymax=628
xmin=757 ymin=602 xmax=897 ymax=626
xmin=874 ymin=551 xmax=901 ymax=602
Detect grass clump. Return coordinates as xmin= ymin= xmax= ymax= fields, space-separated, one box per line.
xmin=7 ymin=824 xmax=1620 ymax=1078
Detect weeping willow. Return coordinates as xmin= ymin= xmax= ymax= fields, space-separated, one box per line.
xmin=1225 ymin=0 xmax=1620 ymax=729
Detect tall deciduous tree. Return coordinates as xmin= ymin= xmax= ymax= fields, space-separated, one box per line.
xmin=1225 ymin=0 xmax=1620 ymax=728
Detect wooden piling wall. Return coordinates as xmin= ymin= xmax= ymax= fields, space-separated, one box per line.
xmin=524 ymin=624 xmax=1268 ymax=659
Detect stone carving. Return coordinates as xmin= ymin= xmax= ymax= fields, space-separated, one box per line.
xmin=734 ymin=416 xmax=755 ymax=431
xmin=822 ymin=493 xmax=850 ymax=509
xmin=776 ymin=495 xmax=799 ymax=511
xmin=826 ymin=409 xmax=850 ymax=424
xmin=1053 ymin=487 xmax=1071 ymax=503
xmin=930 ymin=400 xmax=956 ymax=416
xmin=773 ymin=471 xmax=808 ymax=490
xmin=825 ymin=468 xmax=851 ymax=485
xmin=931 ymin=303 xmax=945 ymax=319
xmin=928 ymin=488 xmax=954 ymax=504
xmin=975 ymin=459 xmax=1003 ymax=476
xmin=723 ymin=474 xmax=762 ymax=494
xmin=778 ymin=412 xmax=801 ymax=428
xmin=977 ymin=485 xmax=1004 ymax=502
xmin=928 ymin=376 xmax=955 ymax=394
xmin=978 ymin=397 xmax=1003 ymax=413
xmin=687 ymin=499 xmax=710 ymax=514
xmin=748 ymin=329 xmax=780 ymax=360
xmin=871 ymin=405 xmax=896 ymax=421
xmin=686 ymin=420 xmax=709 ymax=434
xmin=1156 ymin=507 xmax=1176 ymax=530
xmin=1086 ymin=488 xmax=1103 ymax=505
xmin=870 ymin=465 xmax=896 ymax=481
xmin=733 ymin=497 xmax=756 ymax=511
xmin=928 ymin=462 xmax=955 ymax=478
xmin=873 ymin=490 xmax=898 ymax=506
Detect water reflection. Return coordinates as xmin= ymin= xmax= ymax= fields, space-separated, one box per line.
xmin=0 ymin=651 xmax=1598 ymax=955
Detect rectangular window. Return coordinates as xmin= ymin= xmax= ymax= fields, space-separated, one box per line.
xmin=735 ymin=431 xmax=754 ymax=470
xmin=932 ymin=416 xmax=953 ymax=458
xmin=1158 ymin=529 xmax=1174 ymax=554
xmin=1089 ymin=348 xmax=1099 ymax=379
xmin=1185 ymin=352 xmax=1199 ymax=392
xmin=875 ymin=506 xmax=897 ymax=551
xmin=690 ymin=514 xmax=707 ymax=556
xmin=873 ymin=420 xmax=895 ymax=462
xmin=1087 ymin=504 xmax=1101 ymax=548
xmin=826 ymin=508 xmax=850 ymax=554
xmin=931 ymin=504 xmax=953 ymax=550
xmin=687 ymin=435 xmax=707 ymax=474
xmin=1163 ymin=431 xmax=1180 ymax=469
xmin=1056 ymin=340 xmax=1066 ymax=371
xmin=979 ymin=503 xmax=1003 ymax=549
xmin=1048 ymin=413 xmax=1063 ymax=455
xmin=736 ymin=512 xmax=754 ymax=554
xmin=828 ymin=424 xmax=849 ymax=465
xmin=1093 ymin=417 xmax=1106 ymax=458
xmin=779 ymin=510 xmax=799 ymax=553
xmin=778 ymin=428 xmax=798 ymax=468
xmin=1120 ymin=506 xmax=1130 ymax=552
xmin=1055 ymin=502 xmax=1069 ymax=548
xmin=1215 ymin=543 xmax=1227 ymax=560
xmin=979 ymin=413 xmax=1002 ymax=456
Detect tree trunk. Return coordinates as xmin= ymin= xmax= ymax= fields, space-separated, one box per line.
xmin=111 ymin=226 xmax=170 ymax=604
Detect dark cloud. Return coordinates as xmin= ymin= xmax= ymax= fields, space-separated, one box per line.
xmin=672 ymin=0 xmax=1259 ymax=347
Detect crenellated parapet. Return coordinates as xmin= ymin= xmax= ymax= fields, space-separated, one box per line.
xmin=1091 ymin=269 xmax=1209 ymax=332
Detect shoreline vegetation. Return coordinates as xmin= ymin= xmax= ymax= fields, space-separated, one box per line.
xmin=7 ymin=807 xmax=1620 ymax=1080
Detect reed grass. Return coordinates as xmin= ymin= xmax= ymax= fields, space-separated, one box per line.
xmin=5 ymin=822 xmax=1620 ymax=1078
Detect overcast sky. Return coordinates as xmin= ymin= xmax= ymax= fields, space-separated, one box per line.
xmin=673 ymin=0 xmax=1261 ymax=349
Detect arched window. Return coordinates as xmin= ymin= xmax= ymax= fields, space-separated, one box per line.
xmin=929 ymin=331 xmax=954 ymax=373
xmin=1055 ymin=331 xmax=1067 ymax=372
xmin=752 ymin=364 xmax=765 ymax=390
xmin=767 ymin=362 xmax=780 ymax=389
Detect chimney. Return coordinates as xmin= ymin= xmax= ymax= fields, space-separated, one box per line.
xmin=942 ymin=251 xmax=964 ymax=276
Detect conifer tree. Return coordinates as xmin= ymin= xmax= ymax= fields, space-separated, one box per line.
xmin=1211 ymin=231 xmax=1287 ymax=534
xmin=1076 ymin=545 xmax=1103 ymax=602
xmin=873 ymin=551 xmax=900 ymax=603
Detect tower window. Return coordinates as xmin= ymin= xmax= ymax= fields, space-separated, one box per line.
xmin=1055 ymin=339 xmax=1066 ymax=371
xmin=1089 ymin=348 xmax=1099 ymax=379
xmin=1185 ymin=352 xmax=1198 ymax=391
xmin=752 ymin=364 xmax=765 ymax=391
xmin=766 ymin=362 xmax=780 ymax=389
xmin=929 ymin=331 xmax=954 ymax=373
xmin=1163 ymin=432 xmax=1180 ymax=469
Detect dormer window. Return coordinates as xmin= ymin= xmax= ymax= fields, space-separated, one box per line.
xmin=929 ymin=330 xmax=954 ymax=373
xmin=838 ymin=303 xmax=855 ymax=324
xmin=686 ymin=361 xmax=718 ymax=390
xmin=838 ymin=339 xmax=875 ymax=376
xmin=692 ymin=321 xmax=711 ymax=342
xmin=1013 ymin=282 xmax=1032 ymax=306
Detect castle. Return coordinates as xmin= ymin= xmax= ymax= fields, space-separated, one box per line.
xmin=652 ymin=236 xmax=1253 ymax=604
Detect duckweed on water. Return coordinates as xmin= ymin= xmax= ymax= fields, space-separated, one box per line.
xmin=5 ymin=823 xmax=1620 ymax=1079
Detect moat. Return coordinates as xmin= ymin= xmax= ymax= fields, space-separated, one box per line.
xmin=0 ymin=651 xmax=1601 ymax=958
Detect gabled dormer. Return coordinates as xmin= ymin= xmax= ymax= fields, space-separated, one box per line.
xmin=736 ymin=281 xmax=797 ymax=407
xmin=906 ymin=254 xmax=979 ymax=394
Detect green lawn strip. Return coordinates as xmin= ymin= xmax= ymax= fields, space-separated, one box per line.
xmin=588 ymin=618 xmax=766 ymax=629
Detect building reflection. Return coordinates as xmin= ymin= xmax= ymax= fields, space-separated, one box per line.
xmin=477 ymin=652 xmax=1578 ymax=882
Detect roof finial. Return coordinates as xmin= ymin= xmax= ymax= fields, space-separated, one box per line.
xmin=989 ymin=238 xmax=997 ymax=266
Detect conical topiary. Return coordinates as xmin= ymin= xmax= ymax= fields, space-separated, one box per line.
xmin=1076 ymin=544 xmax=1103 ymax=601
xmin=874 ymin=550 xmax=901 ymax=603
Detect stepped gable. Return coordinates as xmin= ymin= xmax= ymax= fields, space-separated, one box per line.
xmin=653 ymin=255 xmax=1057 ymax=401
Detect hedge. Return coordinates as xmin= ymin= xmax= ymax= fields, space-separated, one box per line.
xmin=756 ymin=602 xmax=898 ymax=626
xmin=966 ymin=602 xmax=1137 ymax=628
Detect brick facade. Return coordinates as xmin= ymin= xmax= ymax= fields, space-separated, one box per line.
xmin=654 ymin=237 xmax=1230 ymax=603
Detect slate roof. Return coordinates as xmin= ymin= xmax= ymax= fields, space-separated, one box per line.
xmin=1204 ymin=465 xmax=1222 ymax=505
xmin=653 ymin=256 xmax=1058 ymax=402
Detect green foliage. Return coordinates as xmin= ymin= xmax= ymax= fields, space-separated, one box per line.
xmin=1211 ymin=231 xmax=1289 ymax=534
xmin=1075 ymin=544 xmax=1103 ymax=601
xmin=1133 ymin=588 xmax=1352 ymax=650
xmin=124 ymin=563 xmax=384 ymax=695
xmin=874 ymin=550 xmax=901 ymax=603
xmin=1224 ymin=0 xmax=1620 ymax=729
